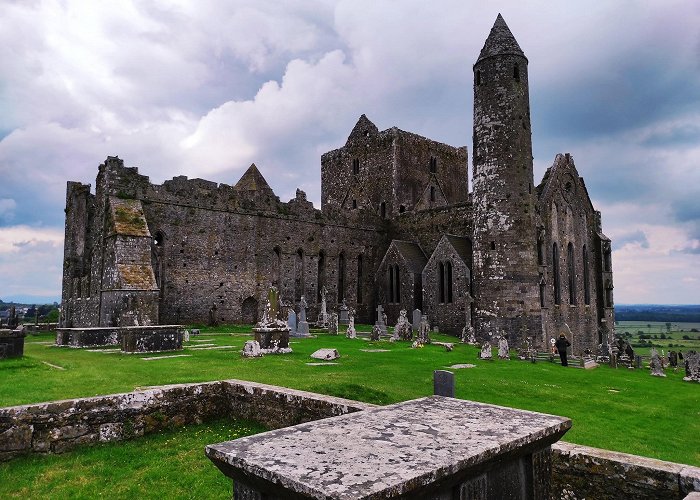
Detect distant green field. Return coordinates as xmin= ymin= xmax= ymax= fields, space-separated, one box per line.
xmin=615 ymin=320 xmax=700 ymax=355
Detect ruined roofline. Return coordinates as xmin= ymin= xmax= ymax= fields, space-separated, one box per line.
xmin=322 ymin=120 xmax=467 ymax=160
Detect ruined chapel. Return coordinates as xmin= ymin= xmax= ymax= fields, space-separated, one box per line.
xmin=60 ymin=15 xmax=615 ymax=353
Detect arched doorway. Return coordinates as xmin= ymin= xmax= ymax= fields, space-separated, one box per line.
xmin=241 ymin=297 xmax=258 ymax=325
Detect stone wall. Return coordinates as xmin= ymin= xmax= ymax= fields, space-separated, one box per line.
xmin=0 ymin=380 xmax=374 ymax=462
xmin=552 ymin=441 xmax=700 ymax=500
xmin=1 ymin=380 xmax=697 ymax=499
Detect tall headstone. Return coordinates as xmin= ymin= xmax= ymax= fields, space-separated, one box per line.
xmin=268 ymin=287 xmax=280 ymax=320
xmin=498 ymin=336 xmax=510 ymax=360
xmin=370 ymin=324 xmax=381 ymax=341
xmin=328 ymin=313 xmax=339 ymax=335
xmin=480 ymin=342 xmax=492 ymax=360
xmin=375 ymin=305 xmax=387 ymax=336
xmin=287 ymin=310 xmax=297 ymax=336
xmin=412 ymin=309 xmax=422 ymax=333
xmin=295 ymin=296 xmax=310 ymax=337
xmin=317 ymin=286 xmax=329 ymax=328
xmin=339 ymin=299 xmax=349 ymax=325
xmin=345 ymin=308 xmax=357 ymax=339
xmin=684 ymin=350 xmax=700 ymax=382
xmin=433 ymin=370 xmax=455 ymax=397
xmin=394 ymin=309 xmax=412 ymax=341
xmin=416 ymin=315 xmax=431 ymax=345
xmin=649 ymin=348 xmax=666 ymax=377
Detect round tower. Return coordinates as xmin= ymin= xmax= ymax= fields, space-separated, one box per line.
xmin=471 ymin=14 xmax=542 ymax=344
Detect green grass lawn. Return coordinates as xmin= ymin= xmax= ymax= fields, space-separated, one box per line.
xmin=0 ymin=419 xmax=266 ymax=499
xmin=2 ymin=327 xmax=699 ymax=470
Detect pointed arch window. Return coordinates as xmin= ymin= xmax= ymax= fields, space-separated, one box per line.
xmin=356 ymin=255 xmax=363 ymax=303
xmin=567 ymin=242 xmax=576 ymax=305
xmin=393 ymin=264 xmax=401 ymax=304
xmin=430 ymin=186 xmax=436 ymax=202
xmin=317 ymin=251 xmax=325 ymax=302
xmin=429 ymin=157 xmax=437 ymax=173
xmin=583 ymin=245 xmax=591 ymax=305
xmin=337 ymin=252 xmax=346 ymax=303
xmin=553 ymin=243 xmax=561 ymax=305
xmin=352 ymin=159 xmax=359 ymax=175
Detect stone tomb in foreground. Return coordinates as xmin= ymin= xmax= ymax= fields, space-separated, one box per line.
xmin=55 ymin=325 xmax=184 ymax=353
xmin=207 ymin=396 xmax=571 ymax=499
xmin=0 ymin=329 xmax=26 ymax=359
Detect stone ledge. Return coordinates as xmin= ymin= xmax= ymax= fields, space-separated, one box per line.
xmin=552 ymin=441 xmax=700 ymax=499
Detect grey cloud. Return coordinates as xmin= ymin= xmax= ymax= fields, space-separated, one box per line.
xmin=612 ymin=230 xmax=649 ymax=251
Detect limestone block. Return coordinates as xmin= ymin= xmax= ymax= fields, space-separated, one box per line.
xmin=310 ymin=349 xmax=340 ymax=361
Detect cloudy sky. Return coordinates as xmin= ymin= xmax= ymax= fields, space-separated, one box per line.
xmin=1 ymin=0 xmax=699 ymax=305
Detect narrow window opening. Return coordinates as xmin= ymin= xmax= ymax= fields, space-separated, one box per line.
xmin=352 ymin=199 xmax=357 ymax=209
xmin=388 ymin=265 xmax=394 ymax=303
xmin=317 ymin=251 xmax=325 ymax=302
xmin=337 ymin=253 xmax=345 ymax=303
xmin=394 ymin=264 xmax=401 ymax=304
xmin=295 ymin=249 xmax=305 ymax=302
xmin=514 ymin=63 xmax=520 ymax=82
xmin=567 ymin=242 xmax=576 ymax=304
xmin=356 ymin=255 xmax=363 ymax=303
xmin=399 ymin=205 xmax=406 ymax=213
xmin=476 ymin=70 xmax=482 ymax=86
xmin=429 ymin=156 xmax=437 ymax=173
xmin=380 ymin=202 xmax=386 ymax=219
xmin=490 ymin=241 xmax=496 ymax=251
xmin=430 ymin=186 xmax=436 ymax=202
xmin=583 ymin=245 xmax=591 ymax=305
xmin=446 ymin=261 xmax=453 ymax=303
xmin=438 ymin=262 xmax=445 ymax=303
xmin=352 ymin=159 xmax=359 ymax=175
xmin=553 ymin=243 xmax=561 ymax=305
xmin=539 ymin=280 xmax=546 ymax=308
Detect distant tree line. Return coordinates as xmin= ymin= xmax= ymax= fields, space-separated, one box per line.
xmin=615 ymin=304 xmax=700 ymax=322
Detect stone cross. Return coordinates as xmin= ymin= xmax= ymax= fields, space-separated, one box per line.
xmin=267 ymin=287 xmax=279 ymax=320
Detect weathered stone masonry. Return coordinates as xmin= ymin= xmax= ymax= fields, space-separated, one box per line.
xmin=61 ymin=15 xmax=614 ymax=353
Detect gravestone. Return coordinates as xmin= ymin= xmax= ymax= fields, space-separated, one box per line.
xmin=253 ymin=287 xmax=291 ymax=350
xmin=311 ymin=348 xmax=339 ymax=361
xmin=345 ymin=308 xmax=357 ymax=339
xmin=412 ymin=309 xmax=422 ymax=333
xmin=328 ymin=313 xmax=338 ymax=335
xmin=242 ymin=340 xmax=262 ymax=357
xmin=294 ymin=296 xmax=310 ymax=337
xmin=394 ymin=309 xmax=412 ymax=341
xmin=461 ymin=324 xmax=476 ymax=344
xmin=684 ymin=350 xmax=700 ymax=382
xmin=317 ymin=286 xmax=328 ymax=328
xmin=416 ymin=315 xmax=430 ymax=345
xmin=480 ymin=342 xmax=492 ymax=360
xmin=267 ymin=287 xmax=280 ymax=320
xmin=370 ymin=324 xmax=381 ymax=341
xmin=375 ymin=305 xmax=388 ymax=336
xmin=433 ymin=370 xmax=455 ymax=397
xmin=498 ymin=336 xmax=510 ymax=360
xmin=287 ymin=310 xmax=297 ymax=336
xmin=339 ymin=299 xmax=349 ymax=325
xmin=649 ymin=348 xmax=666 ymax=377
xmin=183 ymin=330 xmax=190 ymax=342
xmin=7 ymin=306 xmax=19 ymax=330
xmin=191 ymin=329 xmax=200 ymax=336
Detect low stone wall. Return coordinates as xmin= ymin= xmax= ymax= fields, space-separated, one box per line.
xmin=1 ymin=380 xmax=698 ymax=499
xmin=0 ymin=380 xmax=374 ymax=462
xmin=56 ymin=325 xmax=184 ymax=352
xmin=552 ymin=441 xmax=700 ymax=500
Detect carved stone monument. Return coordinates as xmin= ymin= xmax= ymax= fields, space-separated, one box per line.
xmin=317 ymin=286 xmax=328 ymax=328
xmin=416 ymin=315 xmax=431 ymax=346
xmin=287 ymin=310 xmax=297 ymax=336
xmin=480 ymin=342 xmax=492 ymax=360
xmin=394 ymin=309 xmax=412 ymax=341
xmin=370 ymin=324 xmax=381 ymax=341
xmin=328 ymin=313 xmax=339 ymax=335
xmin=339 ymin=299 xmax=349 ymax=325
xmin=461 ymin=324 xmax=477 ymax=345
xmin=649 ymin=348 xmax=666 ymax=377
xmin=294 ymin=296 xmax=310 ymax=337
xmin=345 ymin=308 xmax=356 ymax=339
xmin=252 ymin=287 xmax=291 ymax=352
xmin=412 ymin=309 xmax=421 ymax=333
xmin=375 ymin=304 xmax=388 ymax=336
xmin=498 ymin=336 xmax=510 ymax=360
xmin=684 ymin=350 xmax=700 ymax=382
xmin=242 ymin=340 xmax=262 ymax=357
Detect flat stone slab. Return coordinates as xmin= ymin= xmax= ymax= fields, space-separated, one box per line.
xmin=449 ymin=363 xmax=476 ymax=369
xmin=42 ymin=361 xmax=66 ymax=370
xmin=141 ymin=354 xmax=192 ymax=361
xmin=184 ymin=343 xmax=217 ymax=348
xmin=306 ymin=362 xmax=339 ymax=366
xmin=187 ymin=345 xmax=237 ymax=350
xmin=207 ymin=396 xmax=571 ymax=499
xmin=360 ymin=349 xmax=390 ymax=352
xmin=310 ymin=348 xmax=340 ymax=361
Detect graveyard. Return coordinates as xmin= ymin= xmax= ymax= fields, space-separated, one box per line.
xmin=2 ymin=326 xmax=698 ymax=472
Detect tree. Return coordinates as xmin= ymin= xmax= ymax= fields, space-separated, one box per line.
xmin=666 ymin=322 xmax=672 ymax=334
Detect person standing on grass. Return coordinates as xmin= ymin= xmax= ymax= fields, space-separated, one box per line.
xmin=555 ymin=333 xmax=571 ymax=367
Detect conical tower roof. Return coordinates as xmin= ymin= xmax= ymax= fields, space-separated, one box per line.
xmin=346 ymin=114 xmax=379 ymax=145
xmin=476 ymin=14 xmax=526 ymax=63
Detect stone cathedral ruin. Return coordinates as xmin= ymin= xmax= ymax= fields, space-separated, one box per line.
xmin=60 ymin=15 xmax=614 ymax=354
